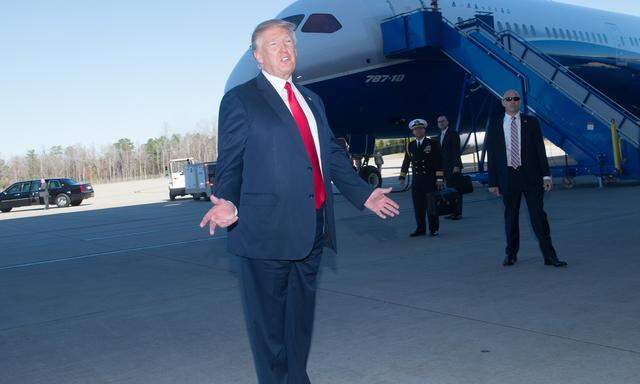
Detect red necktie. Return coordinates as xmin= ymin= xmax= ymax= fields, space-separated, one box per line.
xmin=285 ymin=82 xmax=326 ymax=209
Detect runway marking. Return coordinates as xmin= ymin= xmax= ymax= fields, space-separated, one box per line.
xmin=0 ymin=236 xmax=227 ymax=271
xmin=84 ymin=228 xmax=180 ymax=241
xmin=164 ymin=203 xmax=181 ymax=207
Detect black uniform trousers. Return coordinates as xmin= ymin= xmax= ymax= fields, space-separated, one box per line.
xmin=239 ymin=206 xmax=324 ymax=384
xmin=502 ymin=168 xmax=557 ymax=260
xmin=411 ymin=175 xmax=439 ymax=234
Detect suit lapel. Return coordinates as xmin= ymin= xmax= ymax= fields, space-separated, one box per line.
xmin=521 ymin=115 xmax=528 ymax=160
xmin=255 ymin=73 xmax=308 ymax=161
xmin=496 ymin=118 xmax=507 ymax=165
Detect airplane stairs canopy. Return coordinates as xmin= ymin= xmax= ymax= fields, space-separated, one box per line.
xmin=381 ymin=9 xmax=640 ymax=179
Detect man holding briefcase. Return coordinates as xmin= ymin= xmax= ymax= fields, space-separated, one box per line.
xmin=437 ymin=115 xmax=465 ymax=220
xmin=400 ymin=119 xmax=445 ymax=237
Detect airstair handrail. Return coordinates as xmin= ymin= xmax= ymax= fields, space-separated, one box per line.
xmin=439 ymin=16 xmax=530 ymax=109
xmin=460 ymin=17 xmax=640 ymax=145
xmin=450 ymin=17 xmax=603 ymax=159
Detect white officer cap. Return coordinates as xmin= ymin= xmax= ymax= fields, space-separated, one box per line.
xmin=408 ymin=119 xmax=428 ymax=130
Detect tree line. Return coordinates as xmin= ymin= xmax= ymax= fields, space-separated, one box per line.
xmin=0 ymin=131 xmax=217 ymax=189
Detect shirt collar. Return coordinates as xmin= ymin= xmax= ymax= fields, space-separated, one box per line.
xmin=262 ymin=70 xmax=292 ymax=93
xmin=505 ymin=112 xmax=521 ymax=121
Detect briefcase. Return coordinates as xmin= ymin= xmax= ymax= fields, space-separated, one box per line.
xmin=427 ymin=188 xmax=461 ymax=217
xmin=450 ymin=174 xmax=474 ymax=195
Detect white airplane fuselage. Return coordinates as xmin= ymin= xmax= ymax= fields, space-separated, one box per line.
xmin=226 ymin=0 xmax=640 ymax=142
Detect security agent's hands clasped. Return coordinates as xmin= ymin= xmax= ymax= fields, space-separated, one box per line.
xmin=364 ymin=187 xmax=400 ymax=219
xmin=490 ymin=179 xmax=552 ymax=197
xmin=199 ymin=195 xmax=238 ymax=236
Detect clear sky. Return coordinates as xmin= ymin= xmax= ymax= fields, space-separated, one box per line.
xmin=1 ymin=0 xmax=639 ymax=158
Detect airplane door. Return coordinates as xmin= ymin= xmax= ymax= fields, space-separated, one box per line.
xmin=605 ymin=22 xmax=627 ymax=66
xmin=17 ymin=182 xmax=33 ymax=207
xmin=1 ymin=183 xmax=22 ymax=209
xmin=386 ymin=0 xmax=427 ymax=15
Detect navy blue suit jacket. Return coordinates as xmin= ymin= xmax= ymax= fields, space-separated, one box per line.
xmin=214 ymin=73 xmax=373 ymax=260
xmin=486 ymin=114 xmax=550 ymax=194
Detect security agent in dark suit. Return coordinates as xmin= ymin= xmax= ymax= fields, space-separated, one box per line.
xmin=199 ymin=19 xmax=400 ymax=384
xmin=437 ymin=115 xmax=463 ymax=220
xmin=486 ymin=89 xmax=567 ymax=268
xmin=399 ymin=119 xmax=445 ymax=237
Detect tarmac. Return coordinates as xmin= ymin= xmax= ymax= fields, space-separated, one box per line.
xmin=1 ymin=174 xmax=639 ymax=384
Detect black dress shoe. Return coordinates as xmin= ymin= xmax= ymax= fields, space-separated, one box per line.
xmin=544 ymin=258 xmax=568 ymax=267
xmin=410 ymin=231 xmax=426 ymax=237
xmin=503 ymin=256 xmax=517 ymax=266
xmin=429 ymin=231 xmax=439 ymax=237
xmin=444 ymin=215 xmax=454 ymax=220
xmin=450 ymin=214 xmax=462 ymax=220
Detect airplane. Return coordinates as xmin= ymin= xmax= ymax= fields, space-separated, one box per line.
xmin=225 ymin=0 xmax=640 ymax=185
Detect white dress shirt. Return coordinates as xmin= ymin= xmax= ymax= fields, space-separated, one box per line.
xmin=262 ymin=70 xmax=323 ymax=175
xmin=502 ymin=112 xmax=551 ymax=181
xmin=440 ymin=128 xmax=448 ymax=145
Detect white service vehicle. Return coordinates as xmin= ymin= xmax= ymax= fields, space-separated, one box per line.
xmin=167 ymin=158 xmax=194 ymax=200
xmin=185 ymin=162 xmax=216 ymax=200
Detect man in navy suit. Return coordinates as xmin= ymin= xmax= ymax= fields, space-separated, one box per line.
xmin=486 ymin=89 xmax=567 ymax=268
xmin=199 ymin=19 xmax=400 ymax=384
xmin=437 ymin=115 xmax=463 ymax=220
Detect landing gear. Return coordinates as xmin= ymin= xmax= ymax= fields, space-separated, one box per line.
xmin=562 ymin=176 xmax=575 ymax=189
xmin=345 ymin=134 xmax=383 ymax=189
xmin=602 ymin=174 xmax=618 ymax=186
xmin=359 ymin=165 xmax=382 ymax=188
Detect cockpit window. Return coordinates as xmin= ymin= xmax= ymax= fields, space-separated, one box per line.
xmin=301 ymin=14 xmax=342 ymax=34
xmin=282 ymin=14 xmax=305 ymax=29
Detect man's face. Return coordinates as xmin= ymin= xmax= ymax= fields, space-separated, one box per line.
xmin=502 ymin=91 xmax=521 ymax=115
xmin=413 ymin=126 xmax=426 ymax=139
xmin=253 ymin=27 xmax=297 ymax=80
xmin=437 ymin=117 xmax=448 ymax=130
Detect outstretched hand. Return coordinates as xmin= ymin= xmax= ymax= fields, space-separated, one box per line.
xmin=364 ymin=187 xmax=400 ymax=219
xmin=199 ymin=195 xmax=238 ymax=236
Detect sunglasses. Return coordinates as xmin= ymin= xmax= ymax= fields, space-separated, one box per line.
xmin=503 ymin=96 xmax=521 ymax=102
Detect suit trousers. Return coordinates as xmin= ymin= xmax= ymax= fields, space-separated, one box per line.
xmin=239 ymin=207 xmax=325 ymax=384
xmin=502 ymin=168 xmax=557 ymax=260
xmin=411 ymin=175 xmax=439 ymax=233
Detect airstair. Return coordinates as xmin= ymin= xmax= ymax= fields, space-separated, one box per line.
xmin=381 ymin=10 xmax=640 ymax=179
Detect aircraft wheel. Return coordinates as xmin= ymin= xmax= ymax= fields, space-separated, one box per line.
xmin=359 ymin=165 xmax=382 ymax=188
xmin=562 ymin=176 xmax=575 ymax=189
